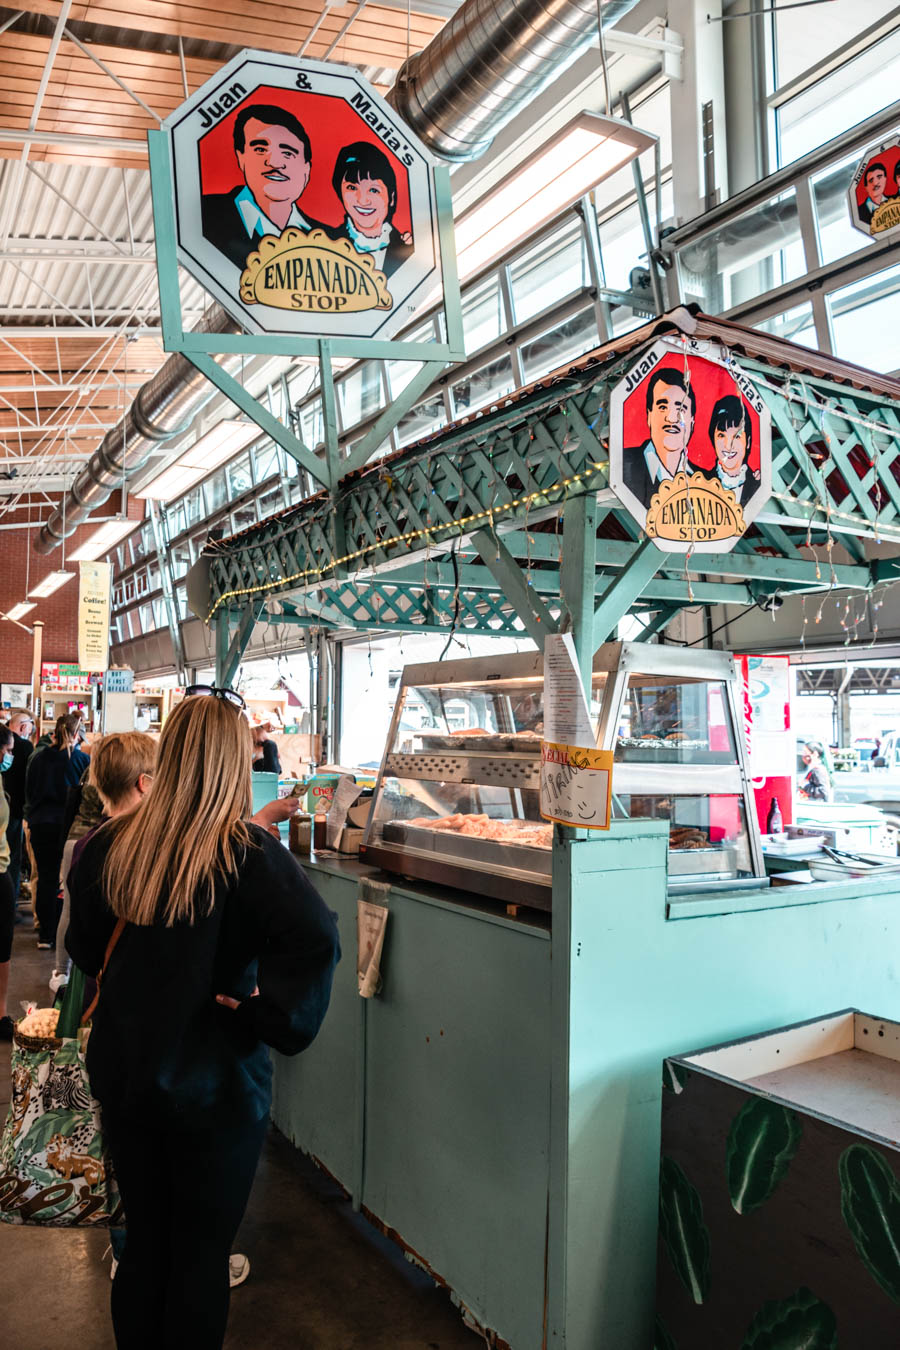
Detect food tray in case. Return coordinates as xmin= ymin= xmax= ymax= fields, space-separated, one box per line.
xmin=419 ymin=733 xmax=542 ymax=753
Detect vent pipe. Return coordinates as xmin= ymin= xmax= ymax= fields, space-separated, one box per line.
xmin=35 ymin=306 xmax=237 ymax=553
xmin=37 ymin=0 xmax=642 ymax=552
xmin=387 ymin=0 xmax=641 ymax=161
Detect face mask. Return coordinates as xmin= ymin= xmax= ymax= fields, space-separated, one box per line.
xmin=1 ymin=753 xmax=12 ymax=773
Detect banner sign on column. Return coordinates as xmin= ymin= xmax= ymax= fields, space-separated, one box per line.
xmin=77 ymin=561 xmax=112 ymax=673
xmin=540 ymin=742 xmax=613 ymax=831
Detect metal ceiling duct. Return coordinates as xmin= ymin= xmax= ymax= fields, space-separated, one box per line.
xmin=35 ymin=305 xmax=238 ymax=554
xmin=37 ymin=0 xmax=642 ymax=553
xmin=387 ymin=0 xmax=641 ymax=162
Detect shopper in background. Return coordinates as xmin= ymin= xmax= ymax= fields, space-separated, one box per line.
xmin=24 ymin=712 xmax=90 ymax=949
xmin=250 ymin=716 xmax=281 ymax=774
xmin=0 ymin=724 xmax=16 ymax=1038
xmin=799 ymin=740 xmax=834 ymax=803
xmin=2 ymin=708 xmax=35 ymax=903
xmin=54 ymin=737 xmax=151 ymax=983
xmin=67 ymin=693 xmax=339 ymax=1350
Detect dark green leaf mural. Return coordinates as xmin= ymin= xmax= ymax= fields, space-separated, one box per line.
xmin=654 ymin=1314 xmax=678 ymax=1350
xmin=740 ymin=1287 xmax=837 ymax=1349
xmin=726 ymin=1097 xmax=802 ymax=1215
xmin=658 ymin=1156 xmax=710 ymax=1305
xmin=839 ymin=1143 xmax=900 ymax=1303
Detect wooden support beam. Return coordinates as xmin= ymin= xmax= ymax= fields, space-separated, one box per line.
xmin=217 ymin=601 xmax=263 ymax=688
xmin=593 ymin=539 xmax=661 ymax=650
xmin=560 ymin=493 xmax=598 ymax=691
xmin=471 ymin=528 xmax=559 ymax=648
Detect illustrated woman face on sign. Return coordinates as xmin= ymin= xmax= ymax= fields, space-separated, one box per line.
xmin=333 ymin=142 xmax=398 ymax=239
xmin=708 ymin=395 xmax=752 ymax=479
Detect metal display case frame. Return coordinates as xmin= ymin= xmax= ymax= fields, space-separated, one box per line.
xmin=361 ymin=642 xmax=763 ymax=906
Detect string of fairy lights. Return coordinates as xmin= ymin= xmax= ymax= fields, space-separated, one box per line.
xmin=203 ymin=347 xmax=900 ymax=649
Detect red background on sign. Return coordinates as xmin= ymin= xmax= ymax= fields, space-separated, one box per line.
xmin=622 ymin=354 xmax=762 ymax=474
xmin=197 ymin=86 xmax=412 ymax=236
xmin=854 ymin=144 xmax=900 ymax=210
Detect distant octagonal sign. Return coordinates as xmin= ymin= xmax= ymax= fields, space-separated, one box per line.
xmin=848 ymin=136 xmax=900 ymax=243
xmin=609 ymin=337 xmax=772 ymax=554
xmin=165 ymin=51 xmax=443 ymax=339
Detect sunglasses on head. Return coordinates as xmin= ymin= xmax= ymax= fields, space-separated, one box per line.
xmin=184 ymin=684 xmax=246 ymax=711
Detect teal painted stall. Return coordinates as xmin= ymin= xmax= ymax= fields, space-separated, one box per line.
xmin=272 ymin=830 xmax=900 ymax=1349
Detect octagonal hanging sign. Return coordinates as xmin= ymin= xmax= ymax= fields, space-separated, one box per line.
xmin=609 ymin=337 xmax=772 ymax=554
xmin=848 ymin=137 xmax=900 ymax=242
xmin=163 ymin=51 xmax=443 ymax=339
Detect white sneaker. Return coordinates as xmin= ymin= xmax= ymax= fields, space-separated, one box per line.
xmin=228 ymin=1253 xmax=250 ymax=1288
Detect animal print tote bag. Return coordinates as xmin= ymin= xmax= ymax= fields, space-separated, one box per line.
xmin=0 ymin=929 xmax=125 ymax=1227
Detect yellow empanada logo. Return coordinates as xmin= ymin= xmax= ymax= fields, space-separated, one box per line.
xmin=239 ymin=228 xmax=392 ymax=313
xmin=646 ymin=471 xmax=745 ymax=544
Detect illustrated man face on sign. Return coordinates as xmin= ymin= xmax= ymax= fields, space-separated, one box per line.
xmin=645 ymin=369 xmax=696 ymax=475
xmin=234 ymin=106 xmax=313 ymax=230
xmin=865 ymin=162 xmax=889 ymax=206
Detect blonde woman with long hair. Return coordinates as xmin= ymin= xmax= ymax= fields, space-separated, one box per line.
xmin=24 ymin=711 xmax=90 ymax=948
xmin=67 ymin=692 xmax=340 ymax=1350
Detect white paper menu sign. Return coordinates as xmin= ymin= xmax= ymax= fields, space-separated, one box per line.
xmin=326 ymin=775 xmax=364 ymax=849
xmin=542 ymin=633 xmax=595 ymax=749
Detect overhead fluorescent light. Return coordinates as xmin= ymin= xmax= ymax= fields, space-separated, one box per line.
xmin=136 ymin=419 xmax=259 ymax=501
xmin=453 ymin=111 xmax=657 ymax=280
xmin=28 ymin=570 xmax=74 ymax=598
xmin=69 ymin=518 xmax=139 ymax=562
xmin=3 ymin=602 xmax=37 ymax=621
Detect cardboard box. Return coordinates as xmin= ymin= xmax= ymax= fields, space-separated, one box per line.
xmin=338 ymin=827 xmax=363 ymax=855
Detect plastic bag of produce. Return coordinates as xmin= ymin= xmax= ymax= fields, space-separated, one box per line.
xmin=0 ymin=951 xmax=124 ymax=1227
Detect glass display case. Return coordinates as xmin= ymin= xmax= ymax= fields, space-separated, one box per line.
xmin=597 ymin=642 xmax=762 ymax=889
xmin=361 ymin=644 xmax=763 ymax=909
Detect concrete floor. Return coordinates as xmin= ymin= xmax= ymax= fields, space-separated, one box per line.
xmin=0 ymin=900 xmax=485 ymax=1350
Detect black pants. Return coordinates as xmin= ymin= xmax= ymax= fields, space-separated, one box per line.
xmin=102 ymin=1108 xmax=268 ymax=1350
xmin=0 ymin=871 xmax=13 ymax=963
xmin=5 ymin=815 xmax=23 ymax=901
xmin=28 ymin=822 xmax=64 ymax=944
xmin=27 ymin=815 xmax=64 ymax=945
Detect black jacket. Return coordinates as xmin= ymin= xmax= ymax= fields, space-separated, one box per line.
xmin=24 ymin=743 xmax=90 ymax=829
xmin=1 ymin=731 xmax=33 ymax=818
xmin=253 ymin=740 xmax=281 ymax=774
xmin=66 ymin=822 xmax=340 ymax=1126
xmin=200 ymin=187 xmax=329 ymax=272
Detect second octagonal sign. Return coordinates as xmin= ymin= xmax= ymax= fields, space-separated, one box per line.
xmin=165 ymin=51 xmax=444 ymax=339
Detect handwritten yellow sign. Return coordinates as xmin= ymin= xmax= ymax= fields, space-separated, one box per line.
xmin=77 ymin=560 xmax=111 ymax=673
xmin=540 ymin=742 xmax=613 ymax=831
xmin=240 ymin=229 xmax=392 ymax=313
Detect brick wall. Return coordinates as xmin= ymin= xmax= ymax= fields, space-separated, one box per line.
xmin=0 ymin=499 xmax=143 ymax=686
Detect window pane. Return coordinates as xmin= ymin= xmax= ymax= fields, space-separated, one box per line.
xmin=520 ymin=308 xmax=599 ymax=382
xmin=204 ymin=470 xmax=228 ymax=515
xmin=258 ymin=485 xmax=285 ymax=521
xmin=231 ymin=504 xmax=258 ymax=531
xmin=254 ymin=443 xmax=280 ymax=483
xmin=301 ymin=399 xmax=323 ymax=449
xmin=773 ymin=0 xmax=898 ymax=88
xmin=228 ymin=454 xmax=252 ymax=499
xmin=462 ymin=274 xmax=504 ymax=353
xmin=339 ymin=364 xmax=384 ymax=427
xmin=777 ymin=30 xmax=900 ymax=165
xmin=171 ymin=542 xmax=192 ymax=580
xmin=676 ymin=189 xmax=806 ymax=312
xmin=396 ymin=393 xmax=446 ymax=447
xmin=813 ymin=153 xmax=870 ymax=265
xmin=828 ymin=263 xmax=900 ymax=372
xmin=451 ymin=354 xmax=514 ymax=417
xmin=138 ymin=604 xmax=153 ymax=633
xmin=510 ymin=220 xmax=588 ymax=324
xmin=754 ymin=304 xmax=819 ymax=349
xmin=183 ymin=486 xmax=203 ymax=526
